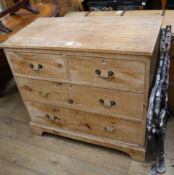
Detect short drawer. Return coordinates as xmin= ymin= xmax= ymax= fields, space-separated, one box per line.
xmin=6 ymin=52 xmax=67 ymax=81
xmin=68 ymin=56 xmax=145 ymax=92
xmin=170 ymin=41 xmax=174 ymax=82
xmin=26 ymin=101 xmax=145 ymax=146
xmin=16 ymin=77 xmax=144 ymax=121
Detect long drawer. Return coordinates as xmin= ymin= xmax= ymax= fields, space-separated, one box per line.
xmin=68 ymin=55 xmax=145 ymax=92
xmin=169 ymin=85 xmax=174 ymax=112
xmin=26 ymin=101 xmax=145 ymax=146
xmin=16 ymin=77 xmax=144 ymax=121
xmin=6 ymin=52 xmax=67 ymax=81
xmin=170 ymin=41 xmax=174 ymax=82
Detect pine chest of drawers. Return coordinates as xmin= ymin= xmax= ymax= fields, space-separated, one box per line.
xmin=2 ymin=16 xmax=162 ymax=161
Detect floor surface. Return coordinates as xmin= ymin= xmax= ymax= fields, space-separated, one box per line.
xmin=0 ymin=80 xmax=173 ymax=175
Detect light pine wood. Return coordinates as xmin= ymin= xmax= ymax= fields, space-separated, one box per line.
xmin=2 ymin=17 xmax=162 ymax=161
xmin=68 ymin=55 xmax=145 ymax=93
xmin=65 ymin=10 xmax=162 ymax=18
xmin=88 ymin=11 xmax=123 ymax=16
xmin=65 ymin=11 xmax=123 ymax=17
xmin=6 ymin=50 xmax=147 ymax=93
xmin=64 ymin=11 xmax=124 ymax=17
xmin=169 ymin=41 xmax=174 ymax=82
xmin=70 ymin=0 xmax=79 ymax=11
xmin=123 ymin=10 xmax=174 ymax=112
xmin=2 ymin=16 xmax=162 ymax=56
xmin=162 ymin=10 xmax=174 ymax=35
xmin=169 ymin=41 xmax=174 ymax=111
xmin=26 ymin=101 xmax=145 ymax=145
xmin=6 ymin=52 xmax=68 ymax=81
xmin=65 ymin=11 xmax=88 ymax=17
xmin=30 ymin=122 xmax=146 ymax=162
xmin=1 ymin=82 xmax=173 ymax=175
xmin=15 ymin=77 xmax=144 ymax=121
xmin=168 ymin=85 xmax=174 ymax=112
xmin=124 ymin=10 xmax=163 ymax=16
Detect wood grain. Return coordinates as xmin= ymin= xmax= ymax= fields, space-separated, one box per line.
xmin=25 ymin=101 xmax=145 ymax=146
xmin=0 ymin=158 xmax=39 ymax=175
xmin=1 ymin=16 xmax=162 ymax=56
xmin=168 ymin=85 xmax=174 ymax=112
xmin=68 ymin=55 xmax=145 ymax=93
xmin=1 ymin=16 xmax=161 ymax=162
xmin=65 ymin=11 xmax=88 ymax=17
xmin=124 ymin=10 xmax=163 ymax=16
xmin=15 ymin=77 xmax=144 ymax=121
xmin=1 ymin=83 xmax=173 ymax=175
xmin=88 ymin=11 xmax=123 ymax=16
xmin=169 ymin=41 xmax=174 ymax=82
xmin=65 ymin=10 xmax=162 ymax=18
xmin=163 ymin=10 xmax=174 ymax=35
xmin=6 ymin=51 xmax=68 ymax=81
xmin=0 ymin=92 xmax=131 ymax=173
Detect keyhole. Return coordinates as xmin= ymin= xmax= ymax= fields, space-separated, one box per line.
xmin=102 ymin=60 xmax=106 ymax=64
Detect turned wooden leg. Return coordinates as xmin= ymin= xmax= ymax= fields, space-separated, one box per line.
xmin=29 ymin=122 xmax=43 ymax=136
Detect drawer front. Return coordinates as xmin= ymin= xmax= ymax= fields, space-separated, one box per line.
xmin=16 ymin=77 xmax=144 ymax=120
xmin=26 ymin=101 xmax=145 ymax=145
xmin=170 ymin=41 xmax=174 ymax=82
xmin=6 ymin=52 xmax=67 ymax=81
xmin=68 ymin=56 xmax=145 ymax=92
xmin=169 ymin=85 xmax=174 ymax=111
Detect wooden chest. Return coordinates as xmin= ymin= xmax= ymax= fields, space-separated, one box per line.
xmin=1 ymin=16 xmax=162 ymax=161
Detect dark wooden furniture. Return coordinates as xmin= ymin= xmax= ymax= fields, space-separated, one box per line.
xmin=0 ymin=2 xmax=58 ymax=96
xmin=0 ymin=49 xmax=12 ymax=96
xmin=0 ymin=0 xmax=39 ymax=33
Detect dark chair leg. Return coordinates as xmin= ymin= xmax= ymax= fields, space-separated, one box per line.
xmin=156 ymin=132 xmax=166 ymax=174
xmin=149 ymin=134 xmax=158 ymax=175
xmin=0 ymin=21 xmax=12 ymax=33
xmin=23 ymin=2 xmax=40 ymax=14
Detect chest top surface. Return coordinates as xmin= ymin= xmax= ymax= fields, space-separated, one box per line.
xmin=1 ymin=16 xmax=162 ymax=56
